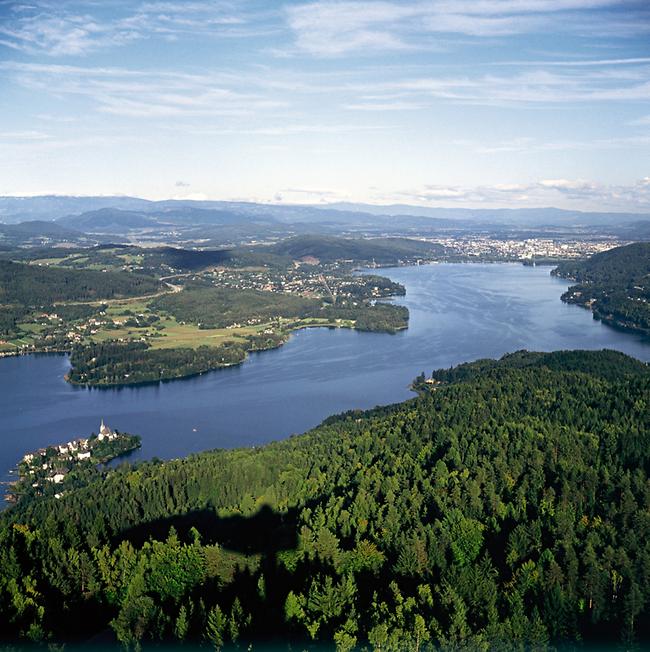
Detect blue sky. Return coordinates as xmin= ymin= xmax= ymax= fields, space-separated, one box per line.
xmin=0 ymin=0 xmax=649 ymax=211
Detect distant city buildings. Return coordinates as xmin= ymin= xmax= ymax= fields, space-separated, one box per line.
xmin=418 ymin=237 xmax=621 ymax=261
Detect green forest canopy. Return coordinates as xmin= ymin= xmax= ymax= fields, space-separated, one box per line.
xmin=553 ymin=242 xmax=650 ymax=335
xmin=151 ymin=287 xmax=318 ymax=329
xmin=553 ymin=241 xmax=650 ymax=285
xmin=1 ymin=349 xmax=648 ymax=649
xmin=0 ymin=260 xmax=161 ymax=305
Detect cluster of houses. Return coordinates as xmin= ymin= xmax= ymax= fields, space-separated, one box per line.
xmin=20 ymin=419 xmax=118 ymax=487
xmin=5 ymin=419 xmax=142 ymax=505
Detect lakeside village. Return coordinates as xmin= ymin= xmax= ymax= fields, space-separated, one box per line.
xmin=6 ymin=420 xmax=140 ymax=504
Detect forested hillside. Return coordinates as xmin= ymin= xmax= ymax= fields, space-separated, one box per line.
xmin=0 ymin=261 xmax=163 ymax=343
xmin=0 ymin=244 xmax=235 ymax=275
xmin=1 ymin=350 xmax=648 ymax=649
xmin=553 ymin=242 xmax=649 ymax=285
xmin=264 ymin=235 xmax=446 ymax=263
xmin=0 ymin=260 xmax=161 ymax=305
xmin=553 ymin=242 xmax=650 ymax=334
xmin=0 ymin=221 xmax=90 ymax=247
xmin=151 ymin=287 xmax=318 ymax=329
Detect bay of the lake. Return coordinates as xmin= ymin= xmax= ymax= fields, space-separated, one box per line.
xmin=1 ymin=263 xmax=648 ymax=480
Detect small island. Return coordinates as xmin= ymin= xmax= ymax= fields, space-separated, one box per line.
xmin=6 ymin=420 xmax=140 ymax=505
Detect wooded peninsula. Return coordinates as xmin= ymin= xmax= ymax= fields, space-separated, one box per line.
xmin=552 ymin=242 xmax=650 ymax=337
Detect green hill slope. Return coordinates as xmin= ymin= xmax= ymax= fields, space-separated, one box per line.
xmin=0 ymin=259 xmax=161 ymax=305
xmin=264 ymin=235 xmax=446 ymax=263
xmin=1 ymin=349 xmax=648 ymax=647
xmin=553 ymin=242 xmax=650 ymax=335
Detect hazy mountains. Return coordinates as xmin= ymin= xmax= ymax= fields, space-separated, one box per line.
xmin=0 ymin=196 xmax=649 ymax=247
xmin=326 ymin=202 xmax=650 ymax=228
xmin=2 ymin=195 xmax=649 ymax=226
xmin=0 ymin=220 xmax=93 ymax=248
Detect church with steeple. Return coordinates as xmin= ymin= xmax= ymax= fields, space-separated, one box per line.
xmin=97 ymin=419 xmax=117 ymax=441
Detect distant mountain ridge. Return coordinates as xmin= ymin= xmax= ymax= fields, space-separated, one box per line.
xmin=325 ymin=202 xmax=650 ymax=227
xmin=57 ymin=206 xmax=280 ymax=233
xmin=1 ymin=195 xmax=649 ymax=229
xmin=57 ymin=208 xmax=161 ymax=232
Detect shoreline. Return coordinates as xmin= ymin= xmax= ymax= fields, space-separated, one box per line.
xmin=0 ymin=259 xmax=628 ymax=388
xmin=64 ymin=317 xmax=408 ymax=389
xmin=4 ymin=429 xmax=141 ymax=506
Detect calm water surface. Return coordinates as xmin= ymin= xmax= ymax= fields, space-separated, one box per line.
xmin=1 ymin=263 xmax=648 ymax=479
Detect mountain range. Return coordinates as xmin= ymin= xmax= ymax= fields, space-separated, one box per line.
xmin=1 ymin=196 xmax=649 ymax=246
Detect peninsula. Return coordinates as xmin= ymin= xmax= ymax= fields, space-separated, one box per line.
xmin=6 ymin=420 xmax=140 ymax=505
xmin=552 ymin=242 xmax=650 ymax=336
xmin=0 ymin=237 xmax=416 ymax=386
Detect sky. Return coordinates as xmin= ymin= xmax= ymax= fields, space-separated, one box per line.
xmin=0 ymin=0 xmax=649 ymax=212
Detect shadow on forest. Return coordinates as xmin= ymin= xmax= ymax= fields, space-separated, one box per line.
xmin=116 ymin=503 xmax=300 ymax=554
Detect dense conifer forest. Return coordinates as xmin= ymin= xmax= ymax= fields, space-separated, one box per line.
xmin=0 ymin=260 xmax=161 ymax=304
xmin=553 ymin=242 xmax=650 ymax=335
xmin=1 ymin=349 xmax=648 ymax=649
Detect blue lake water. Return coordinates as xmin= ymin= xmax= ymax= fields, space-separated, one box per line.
xmin=1 ymin=263 xmax=648 ymax=480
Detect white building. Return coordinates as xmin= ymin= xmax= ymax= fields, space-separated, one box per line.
xmin=97 ymin=419 xmax=117 ymax=441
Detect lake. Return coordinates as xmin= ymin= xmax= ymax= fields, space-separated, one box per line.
xmin=1 ymin=263 xmax=648 ymax=480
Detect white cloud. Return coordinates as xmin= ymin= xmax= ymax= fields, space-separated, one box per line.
xmin=286 ymin=2 xmax=416 ymax=56
xmin=0 ymin=12 xmax=137 ymax=56
xmin=538 ymin=178 xmax=596 ymax=191
xmin=179 ymin=123 xmax=392 ymax=136
xmin=172 ymin=192 xmax=208 ymax=201
xmin=0 ymin=130 xmax=50 ymax=141
xmin=0 ymin=1 xmax=256 ymax=56
xmin=284 ymin=0 xmax=637 ymax=57
xmin=279 ymin=187 xmax=342 ymax=202
xmin=501 ymin=57 xmax=650 ymax=67
xmin=1 ymin=61 xmax=289 ymax=118
xmin=386 ymin=177 xmax=650 ymax=211
xmin=467 ymin=135 xmax=650 ymax=154
xmin=343 ymin=101 xmax=424 ymax=111
xmin=350 ymin=66 xmax=650 ymax=106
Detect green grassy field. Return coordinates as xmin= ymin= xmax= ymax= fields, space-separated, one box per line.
xmin=2 ymin=272 xmax=361 ymax=362
xmin=103 ymin=299 xmax=153 ymax=315
xmin=87 ymin=312 xmax=356 ymax=351
xmin=17 ymin=322 xmax=45 ymax=334
xmin=29 ymin=257 xmax=69 ymax=266
xmin=150 ymin=321 xmax=255 ymax=349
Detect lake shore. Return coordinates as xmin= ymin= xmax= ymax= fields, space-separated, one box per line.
xmin=2 ymin=263 xmax=649 ymax=485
